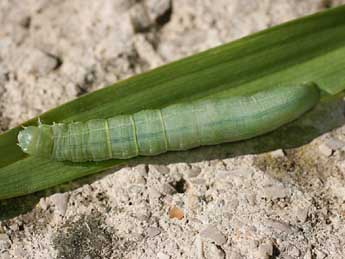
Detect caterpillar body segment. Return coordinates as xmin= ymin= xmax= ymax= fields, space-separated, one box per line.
xmin=17 ymin=83 xmax=320 ymax=162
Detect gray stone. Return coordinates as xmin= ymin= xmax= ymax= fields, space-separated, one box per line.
xmin=21 ymin=49 xmax=59 ymax=76
xmin=134 ymin=34 xmax=163 ymax=68
xmin=149 ymin=186 xmax=162 ymax=200
xmin=215 ymin=170 xmax=231 ymax=179
xmin=134 ymin=164 xmax=148 ymax=175
xmin=147 ymin=227 xmax=161 ymax=238
xmin=319 ymin=143 xmax=333 ymax=157
xmin=0 ymin=233 xmax=10 ymax=250
xmin=13 ymin=246 xmax=25 ymax=258
xmin=157 ymin=252 xmax=170 ymax=259
xmin=50 ymin=193 xmax=69 ymax=216
xmin=270 ymin=149 xmax=285 ymax=158
xmin=248 ymin=239 xmax=259 ymax=250
xmin=204 ymin=242 xmax=225 ymax=259
xmin=231 ymin=168 xmax=254 ymax=179
xmin=227 ymin=251 xmax=242 ymax=259
xmin=193 ymin=235 xmax=203 ymax=258
xmin=265 ymin=219 xmax=293 ymax=234
xmin=315 ymin=249 xmax=327 ymax=259
xmin=145 ymin=0 xmax=172 ymax=22
xmin=304 ymin=249 xmax=312 ymax=259
xmin=130 ymin=3 xmax=152 ymax=32
xmin=199 ymin=225 xmax=227 ymax=245
xmin=149 ymin=164 xmax=170 ymax=174
xmin=246 ymin=193 xmax=257 ymax=206
xmin=38 ymin=197 xmax=49 ymax=211
xmin=0 ymin=224 xmax=5 ymax=233
xmin=134 ymin=175 xmax=147 ymax=185
xmin=186 ymin=167 xmax=202 ymax=178
xmin=295 ymin=207 xmax=309 ymax=223
xmin=325 ymin=138 xmax=345 ymax=151
xmin=0 ymin=251 xmax=10 ymax=259
xmin=162 ymin=183 xmax=177 ymax=195
xmin=258 ymin=240 xmax=274 ymax=257
xmin=262 ymin=185 xmax=290 ymax=200
xmin=189 ymin=178 xmax=206 ymax=186
xmin=226 ymin=198 xmax=239 ymax=211
xmin=9 ymin=223 xmax=19 ymax=232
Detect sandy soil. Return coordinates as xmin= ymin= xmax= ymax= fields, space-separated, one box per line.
xmin=1 ymin=0 xmax=345 ymax=258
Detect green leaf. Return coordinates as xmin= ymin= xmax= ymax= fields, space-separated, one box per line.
xmin=1 ymin=6 xmax=345 ymax=200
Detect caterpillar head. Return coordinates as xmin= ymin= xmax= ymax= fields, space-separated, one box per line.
xmin=18 ymin=125 xmax=53 ymax=158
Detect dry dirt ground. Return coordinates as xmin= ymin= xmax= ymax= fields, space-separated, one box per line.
xmin=1 ymin=0 xmax=345 ymax=258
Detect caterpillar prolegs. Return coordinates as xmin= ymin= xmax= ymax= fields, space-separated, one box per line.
xmin=18 ymin=83 xmax=320 ymax=162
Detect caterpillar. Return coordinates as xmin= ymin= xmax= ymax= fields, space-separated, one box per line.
xmin=17 ymin=83 xmax=320 ymax=162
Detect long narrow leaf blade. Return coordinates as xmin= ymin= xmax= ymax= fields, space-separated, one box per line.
xmin=1 ymin=6 xmax=345 ymax=199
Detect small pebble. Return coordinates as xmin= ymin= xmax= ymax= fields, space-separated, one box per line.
xmin=319 ymin=143 xmax=333 ymax=157
xmin=134 ymin=164 xmax=148 ymax=175
xmin=295 ymin=207 xmax=309 ymax=223
xmin=194 ymin=235 xmax=203 ymax=258
xmin=149 ymin=187 xmax=162 ymax=200
xmin=9 ymin=223 xmax=19 ymax=232
xmin=270 ymin=149 xmax=285 ymax=158
xmin=157 ymin=252 xmax=170 ymax=259
xmin=186 ymin=167 xmax=202 ymax=178
xmin=0 ymin=224 xmax=5 ymax=233
xmin=248 ymin=239 xmax=259 ymax=250
xmin=149 ymin=164 xmax=170 ymax=174
xmin=231 ymin=168 xmax=254 ymax=179
xmin=266 ymin=219 xmax=293 ymax=233
xmin=315 ymin=249 xmax=327 ymax=259
xmin=0 ymin=251 xmax=10 ymax=259
xmin=246 ymin=193 xmax=257 ymax=206
xmin=216 ymin=170 xmax=231 ymax=179
xmin=199 ymin=225 xmax=227 ymax=245
xmin=13 ymin=246 xmax=25 ymax=258
xmin=130 ymin=3 xmax=152 ymax=32
xmin=38 ymin=197 xmax=48 ymax=210
xmin=209 ymin=159 xmax=226 ymax=169
xmin=168 ymin=207 xmax=184 ymax=220
xmin=0 ymin=233 xmax=11 ymax=250
xmin=228 ymin=251 xmax=242 ymax=259
xmin=84 ymin=70 xmax=96 ymax=85
xmin=226 ymin=198 xmax=239 ymax=211
xmin=50 ymin=193 xmax=69 ymax=216
xmin=147 ymin=227 xmax=161 ymax=238
xmin=262 ymin=186 xmax=289 ymax=200
xmin=162 ymin=183 xmax=177 ymax=195
xmin=204 ymin=242 xmax=226 ymax=259
xmin=258 ymin=240 xmax=274 ymax=257
xmin=27 ymin=50 xmax=60 ymax=75
xmin=189 ymin=178 xmax=206 ymax=186
xmin=326 ymin=138 xmax=345 ymax=151
xmin=145 ymin=0 xmax=171 ymax=21
xmin=134 ymin=35 xmax=163 ymax=68
xmin=304 ymin=248 xmax=312 ymax=259
xmin=134 ymin=175 xmax=146 ymax=185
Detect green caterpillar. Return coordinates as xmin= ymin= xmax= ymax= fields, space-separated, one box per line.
xmin=17 ymin=83 xmax=320 ymax=162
